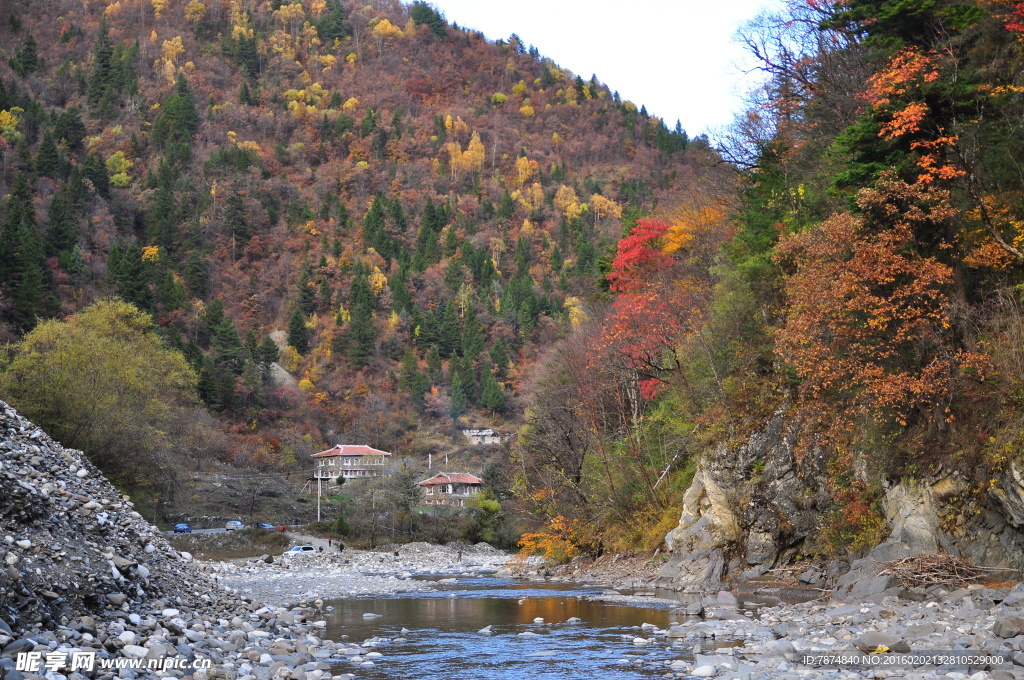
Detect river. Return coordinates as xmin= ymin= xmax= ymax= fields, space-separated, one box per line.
xmin=320 ymin=577 xmax=736 ymax=679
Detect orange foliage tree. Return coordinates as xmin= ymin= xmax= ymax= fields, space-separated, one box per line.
xmin=775 ymin=177 xmax=984 ymax=444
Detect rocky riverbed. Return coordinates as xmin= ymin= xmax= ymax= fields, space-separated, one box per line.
xmin=8 ymin=396 xmax=1024 ymax=680
xmin=636 ymin=583 xmax=1024 ymax=679
xmin=208 ymin=542 xmax=511 ymax=605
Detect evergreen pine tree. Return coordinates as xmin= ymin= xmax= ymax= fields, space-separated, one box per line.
xmin=317 ymin=0 xmax=348 ymax=42
xmin=490 ymin=338 xmax=509 ymax=379
xmin=346 ymin=300 xmax=375 ymax=368
xmin=83 ymin=152 xmax=110 ymax=198
xmin=222 ymin=186 xmax=251 ymax=246
xmin=212 ymin=316 xmax=244 ymax=373
xmin=412 ymin=197 xmax=443 ymax=271
xmin=438 ymin=300 xmax=460 ymax=358
xmin=13 ymin=32 xmax=39 ymax=76
xmin=449 ymin=371 xmax=467 ymax=420
xmin=362 ymin=194 xmax=389 ymax=259
xmin=426 ymin=344 xmax=442 ymax=381
xmin=239 ymin=81 xmax=251 ymax=105
xmin=461 ymin=305 xmax=484 ymax=360
xmin=35 ymin=130 xmax=60 ymax=179
xmin=86 ymin=20 xmax=114 ymax=113
xmin=497 ymin=189 xmax=516 ymax=218
xmin=298 ymin=263 xmax=317 ymax=314
xmin=388 ymin=197 xmax=407 ymax=231
xmin=53 ymin=107 xmax=85 ymax=152
xmin=9 ymin=220 xmax=43 ymax=331
xmin=108 ymin=241 xmax=152 ymax=311
xmin=46 ymin=190 xmax=78 ymax=257
xmin=257 ymin=335 xmax=280 ymax=376
xmin=288 ymin=307 xmax=310 ymax=355
xmin=390 ymin=267 xmax=412 ymax=313
xmin=479 ymin=364 xmax=505 ymax=414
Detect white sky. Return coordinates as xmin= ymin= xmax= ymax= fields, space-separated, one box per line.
xmin=429 ymin=0 xmax=781 ymax=136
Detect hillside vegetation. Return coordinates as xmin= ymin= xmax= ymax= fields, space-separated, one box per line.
xmin=0 ymin=0 xmax=705 ymax=507
xmin=4 ymin=0 xmax=1023 ymax=560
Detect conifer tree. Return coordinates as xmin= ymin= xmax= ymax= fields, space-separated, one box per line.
xmin=479 ymin=363 xmax=505 ymax=414
xmin=449 ymin=371 xmax=467 ymax=420
xmin=287 ymin=307 xmax=309 ymax=355
xmin=13 ymin=32 xmax=39 ymax=76
xmin=490 ymin=338 xmax=509 ymax=379
xmin=35 ymin=130 xmax=60 ymax=179
xmin=46 ymin=190 xmax=78 ymax=257
xmin=362 ymin=194 xmax=388 ymax=259
xmin=4 ymin=176 xmax=44 ymax=331
xmin=497 ymin=189 xmax=516 ymax=219
xmin=438 ymin=300 xmax=460 ymax=358
xmin=107 ymin=241 xmax=152 ymax=312
xmin=83 ymin=152 xmax=110 ymax=198
xmin=86 ymin=20 xmax=115 ymax=113
xmin=461 ymin=305 xmax=484 ymax=360
xmin=298 ymin=263 xmax=317 ymax=314
xmin=257 ymin=336 xmax=280 ymax=376
xmin=426 ymin=344 xmax=442 ymax=381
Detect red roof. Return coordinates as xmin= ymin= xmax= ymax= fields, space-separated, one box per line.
xmin=311 ymin=444 xmax=392 ymax=458
xmin=417 ymin=472 xmax=482 ymax=486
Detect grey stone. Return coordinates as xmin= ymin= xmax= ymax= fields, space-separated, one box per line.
xmin=1 ymin=638 xmax=35 ymax=656
xmin=996 ymin=618 xmax=1024 ymax=639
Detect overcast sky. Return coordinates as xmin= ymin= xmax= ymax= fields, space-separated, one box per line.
xmin=428 ymin=0 xmax=781 ymax=137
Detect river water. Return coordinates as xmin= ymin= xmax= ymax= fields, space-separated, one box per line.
xmin=322 ymin=577 xmax=729 ymax=679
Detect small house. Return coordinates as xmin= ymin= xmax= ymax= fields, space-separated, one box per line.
xmin=461 ymin=428 xmax=515 ymax=446
xmin=417 ymin=472 xmax=482 ymax=507
xmin=312 ymin=444 xmax=391 ymax=483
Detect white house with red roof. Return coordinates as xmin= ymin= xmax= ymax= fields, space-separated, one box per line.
xmin=417 ymin=472 xmax=482 ymax=507
xmin=312 ymin=444 xmax=392 ymax=483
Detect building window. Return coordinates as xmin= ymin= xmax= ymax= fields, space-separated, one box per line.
xmin=426 ymin=486 xmax=434 ymax=495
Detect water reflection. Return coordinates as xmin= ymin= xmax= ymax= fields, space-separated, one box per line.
xmin=323 ymin=579 xmax=682 ymax=679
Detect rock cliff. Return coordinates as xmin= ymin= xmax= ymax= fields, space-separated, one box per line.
xmin=655 ymin=408 xmax=1024 ymax=598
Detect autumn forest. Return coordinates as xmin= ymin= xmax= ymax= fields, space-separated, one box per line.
xmin=1 ymin=0 xmax=1024 ymax=557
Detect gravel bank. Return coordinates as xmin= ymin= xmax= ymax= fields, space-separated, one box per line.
xmin=604 ymin=584 xmax=1024 ymax=679
xmin=209 ymin=542 xmax=511 ymax=606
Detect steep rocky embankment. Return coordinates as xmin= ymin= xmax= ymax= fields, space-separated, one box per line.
xmin=654 ymin=408 xmax=1024 ymax=599
xmin=0 ymin=401 xmax=407 ymax=680
xmin=0 ymin=400 xmax=220 ymax=634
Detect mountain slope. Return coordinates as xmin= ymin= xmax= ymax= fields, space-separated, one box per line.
xmin=0 ymin=0 xmax=716 ymax=491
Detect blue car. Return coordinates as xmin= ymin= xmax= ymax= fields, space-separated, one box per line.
xmin=173 ymin=523 xmax=192 ymax=533
xmin=256 ymin=523 xmax=275 ymax=529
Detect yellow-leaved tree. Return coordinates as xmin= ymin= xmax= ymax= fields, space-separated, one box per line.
xmin=185 ymin=0 xmax=207 ymax=25
xmin=0 ymin=300 xmax=213 ymax=492
xmin=371 ymin=18 xmax=403 ymax=54
xmin=554 ymin=185 xmax=582 ymax=221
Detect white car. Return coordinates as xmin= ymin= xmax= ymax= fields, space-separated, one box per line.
xmin=283 ymin=545 xmax=316 ymax=555
xmin=225 ymin=521 xmax=244 ymax=531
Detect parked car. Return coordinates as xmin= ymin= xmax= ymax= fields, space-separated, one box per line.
xmin=256 ymin=523 xmax=275 ymax=529
xmin=173 ymin=523 xmax=192 ymax=534
xmin=283 ymin=545 xmax=316 ymax=555
xmin=225 ymin=521 xmax=244 ymax=531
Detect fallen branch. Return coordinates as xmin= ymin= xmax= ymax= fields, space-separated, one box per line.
xmin=875 ymin=554 xmax=1011 ymax=588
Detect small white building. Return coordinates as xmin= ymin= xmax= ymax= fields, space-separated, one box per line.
xmin=461 ymin=428 xmax=515 ymax=446
xmin=311 ymin=444 xmax=391 ymax=483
